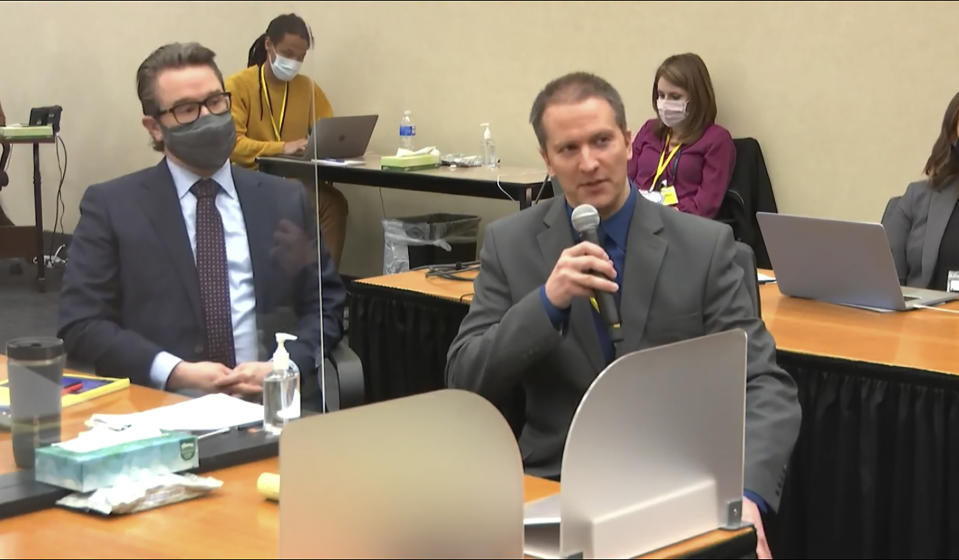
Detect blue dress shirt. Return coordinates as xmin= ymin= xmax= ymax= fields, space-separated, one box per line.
xmin=539 ymin=185 xmax=637 ymax=353
xmin=149 ymin=159 xmax=257 ymax=388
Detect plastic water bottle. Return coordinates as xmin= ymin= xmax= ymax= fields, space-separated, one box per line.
xmin=399 ymin=110 xmax=415 ymax=150
xmin=481 ymin=123 xmax=497 ymax=168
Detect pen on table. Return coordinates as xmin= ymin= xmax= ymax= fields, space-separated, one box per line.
xmin=196 ymin=426 xmax=232 ymax=440
xmin=62 ymin=382 xmax=83 ymax=395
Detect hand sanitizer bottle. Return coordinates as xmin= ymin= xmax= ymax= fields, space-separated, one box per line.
xmin=263 ymin=332 xmax=300 ymax=435
xmin=481 ymin=123 xmax=497 ymax=168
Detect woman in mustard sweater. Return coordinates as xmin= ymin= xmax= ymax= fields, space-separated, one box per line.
xmin=226 ymin=13 xmax=348 ymax=267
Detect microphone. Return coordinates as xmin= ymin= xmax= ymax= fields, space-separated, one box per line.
xmin=570 ymin=204 xmax=624 ymax=344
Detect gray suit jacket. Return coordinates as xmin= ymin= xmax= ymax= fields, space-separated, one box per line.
xmin=446 ymin=194 xmax=801 ymax=510
xmin=883 ymin=178 xmax=959 ymax=289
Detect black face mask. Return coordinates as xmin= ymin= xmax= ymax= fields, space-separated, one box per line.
xmin=160 ymin=112 xmax=236 ymax=171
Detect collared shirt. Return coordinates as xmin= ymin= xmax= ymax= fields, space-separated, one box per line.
xmin=149 ymin=159 xmax=257 ymax=388
xmin=539 ymin=184 xmax=637 ymax=343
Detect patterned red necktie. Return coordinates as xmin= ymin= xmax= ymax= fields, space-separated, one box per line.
xmin=190 ymin=178 xmax=236 ymax=368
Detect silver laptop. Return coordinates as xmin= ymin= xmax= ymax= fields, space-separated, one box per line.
xmin=302 ymin=114 xmax=378 ymax=159
xmin=757 ymin=212 xmax=958 ymax=311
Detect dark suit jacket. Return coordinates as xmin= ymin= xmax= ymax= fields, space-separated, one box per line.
xmin=446 ymin=194 xmax=800 ymax=510
xmin=58 ymin=160 xmax=346 ymax=387
xmin=726 ymin=137 xmax=778 ymax=269
xmin=883 ymin=178 xmax=959 ymax=288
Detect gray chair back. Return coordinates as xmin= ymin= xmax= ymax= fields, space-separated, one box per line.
xmin=733 ymin=240 xmax=761 ymax=317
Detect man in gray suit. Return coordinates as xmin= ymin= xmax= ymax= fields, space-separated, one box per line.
xmin=446 ymin=72 xmax=799 ymax=558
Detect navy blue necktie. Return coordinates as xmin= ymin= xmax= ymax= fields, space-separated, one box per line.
xmin=191 ymin=179 xmax=236 ymax=368
xmin=592 ymin=228 xmax=620 ymax=366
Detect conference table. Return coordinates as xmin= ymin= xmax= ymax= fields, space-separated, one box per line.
xmin=0 ymin=356 xmax=753 ymax=558
xmin=258 ymin=153 xmax=553 ymax=210
xmin=348 ymin=268 xmax=959 ymax=558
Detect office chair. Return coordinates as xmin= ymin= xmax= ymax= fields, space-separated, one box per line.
xmin=303 ymin=335 xmax=365 ymax=413
xmin=722 ymin=137 xmax=779 ymax=269
xmin=716 ymin=188 xmax=748 ymax=242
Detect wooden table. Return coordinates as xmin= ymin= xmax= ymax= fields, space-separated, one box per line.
xmin=0 ymin=357 xmax=751 ymax=558
xmin=355 ymin=268 xmax=959 ymax=374
xmin=258 ymin=153 xmax=553 ymax=210
xmin=757 ymin=271 xmax=959 ymax=375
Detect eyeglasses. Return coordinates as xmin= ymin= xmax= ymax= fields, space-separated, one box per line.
xmin=155 ymin=92 xmax=232 ymax=125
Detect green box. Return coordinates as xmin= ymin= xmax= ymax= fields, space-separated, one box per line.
xmin=0 ymin=125 xmax=54 ymax=140
xmin=380 ymin=153 xmax=441 ymax=171
xmin=35 ymin=432 xmax=199 ymax=492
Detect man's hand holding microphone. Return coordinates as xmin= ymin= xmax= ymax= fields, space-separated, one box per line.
xmin=544 ymin=204 xmax=623 ymax=344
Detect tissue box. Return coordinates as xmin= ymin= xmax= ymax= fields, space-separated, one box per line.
xmin=35 ymin=432 xmax=199 ymax=492
xmin=380 ymin=153 xmax=441 ymax=171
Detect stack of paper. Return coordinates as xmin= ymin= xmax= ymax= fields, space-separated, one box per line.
xmin=89 ymin=393 xmax=263 ymax=432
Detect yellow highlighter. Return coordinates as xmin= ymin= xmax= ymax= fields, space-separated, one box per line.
xmin=589 ymin=297 xmax=600 ymax=313
xmin=257 ymin=472 xmax=280 ymax=501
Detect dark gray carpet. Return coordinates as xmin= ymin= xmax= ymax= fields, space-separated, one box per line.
xmin=0 ymin=259 xmax=63 ymax=352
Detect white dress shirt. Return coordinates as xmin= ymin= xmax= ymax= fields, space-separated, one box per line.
xmin=148 ymin=159 xmax=258 ymax=388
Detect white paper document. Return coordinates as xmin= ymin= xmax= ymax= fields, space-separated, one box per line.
xmin=311 ymin=158 xmax=365 ymax=166
xmin=757 ymin=271 xmax=775 ymax=284
xmin=90 ymin=393 xmax=263 ymax=433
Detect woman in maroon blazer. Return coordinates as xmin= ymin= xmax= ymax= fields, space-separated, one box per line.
xmin=628 ymin=53 xmax=736 ymax=219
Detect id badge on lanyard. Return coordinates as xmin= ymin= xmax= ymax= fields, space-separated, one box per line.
xmin=651 ymin=137 xmax=681 ymax=206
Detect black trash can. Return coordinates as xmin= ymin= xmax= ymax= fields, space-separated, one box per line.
xmin=382 ymin=213 xmax=480 ymax=274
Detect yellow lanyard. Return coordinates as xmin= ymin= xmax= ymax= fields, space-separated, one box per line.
xmin=651 ymin=133 xmax=682 ymax=190
xmin=260 ymin=64 xmax=289 ymax=141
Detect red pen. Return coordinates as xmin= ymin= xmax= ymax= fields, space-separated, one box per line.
xmin=62 ymin=382 xmax=83 ymax=395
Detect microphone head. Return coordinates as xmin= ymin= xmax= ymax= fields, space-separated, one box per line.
xmin=571 ymin=204 xmax=600 ymax=233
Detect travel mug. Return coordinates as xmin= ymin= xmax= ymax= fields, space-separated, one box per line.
xmin=7 ymin=337 xmax=65 ymax=469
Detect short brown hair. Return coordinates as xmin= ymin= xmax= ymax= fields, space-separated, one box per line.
xmin=923 ymin=90 xmax=959 ymax=190
xmin=135 ymin=42 xmax=224 ymax=151
xmin=529 ymin=72 xmax=628 ymax=150
xmin=651 ymin=53 xmax=718 ymax=144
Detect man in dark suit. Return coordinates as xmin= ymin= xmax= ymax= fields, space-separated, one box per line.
xmin=446 ymin=72 xmax=799 ymax=558
xmin=58 ymin=42 xmax=345 ymax=401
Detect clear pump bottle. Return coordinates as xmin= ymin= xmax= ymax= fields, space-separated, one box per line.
xmin=263 ymin=332 xmax=300 ymax=435
xmin=481 ymin=123 xmax=497 ymax=168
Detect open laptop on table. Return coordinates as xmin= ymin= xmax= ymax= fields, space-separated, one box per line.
xmin=757 ymin=212 xmax=958 ymax=312
xmin=282 ymin=114 xmax=378 ymax=160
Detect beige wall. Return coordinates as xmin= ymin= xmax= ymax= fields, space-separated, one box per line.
xmin=2 ymin=1 xmax=957 ymax=277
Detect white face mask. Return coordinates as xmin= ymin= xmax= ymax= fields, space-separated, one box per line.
xmin=270 ymin=52 xmax=302 ymax=82
xmin=656 ymin=98 xmax=688 ymax=128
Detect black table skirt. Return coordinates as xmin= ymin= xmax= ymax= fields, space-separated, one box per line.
xmin=775 ymin=352 xmax=959 ymax=558
xmin=349 ymin=282 xmax=959 ymax=558
xmin=349 ymin=283 xmax=468 ymax=403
